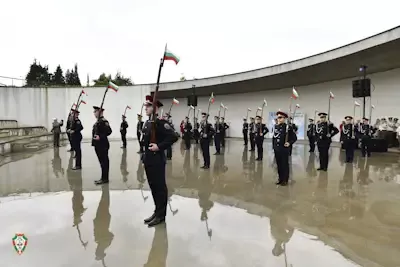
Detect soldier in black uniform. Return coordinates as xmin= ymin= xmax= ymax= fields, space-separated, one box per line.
xmin=307 ymin=118 xmax=316 ymax=152
xmin=220 ymin=117 xmax=229 ymax=147
xmin=315 ymin=112 xmax=339 ymax=171
xmin=242 ymin=117 xmax=249 ymax=146
xmin=340 ymin=116 xmax=357 ymax=163
xmin=93 ymin=184 xmax=113 ymax=265
xmin=200 ymin=112 xmax=214 ymax=169
xmin=66 ymin=111 xmax=74 ymax=152
xmin=359 ymin=117 xmax=373 ymax=157
xmin=193 ymin=117 xmax=200 ymax=144
xmin=213 ymin=116 xmax=222 ymax=155
xmin=183 ymin=116 xmax=192 ymax=150
xmin=141 ymin=95 xmax=178 ymax=227
xmin=69 ymin=110 xmax=83 ymax=170
xmin=163 ymin=113 xmax=174 ymax=160
xmin=92 ymin=106 xmax=112 ymax=185
xmin=288 ymin=117 xmax=298 ymax=156
xmin=249 ymin=117 xmax=256 ymax=151
xmin=137 ymin=114 xmax=144 ymax=153
xmin=272 ymin=111 xmax=297 ymax=186
xmin=255 ymin=115 xmax=269 ymax=161
xmin=120 ymin=115 xmax=128 ymax=148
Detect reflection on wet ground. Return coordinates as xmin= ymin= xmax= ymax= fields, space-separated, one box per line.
xmin=1 ymin=140 xmax=400 ymax=267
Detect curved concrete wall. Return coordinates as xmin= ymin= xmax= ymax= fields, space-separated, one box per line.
xmin=161 ymin=68 xmax=400 ymax=141
xmin=0 ymin=86 xmax=150 ymax=139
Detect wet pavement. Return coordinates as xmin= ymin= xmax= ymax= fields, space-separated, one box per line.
xmin=1 ymin=140 xmax=400 ymax=267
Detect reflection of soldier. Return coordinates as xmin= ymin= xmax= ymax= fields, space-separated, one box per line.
xmin=120 ymin=149 xmax=129 ymax=183
xmin=183 ymin=150 xmax=192 ymax=182
xmin=339 ymin=163 xmax=354 ymax=198
xmin=66 ymin=154 xmax=88 ymax=249
xmin=306 ymin=153 xmax=317 ymax=178
xmin=137 ymin=159 xmax=148 ymax=202
xmin=270 ymin=202 xmax=294 ymax=257
xmin=254 ymin=161 xmax=263 ymax=188
xmin=93 ymin=185 xmax=114 ymax=266
xmin=52 ymin=148 xmax=64 ymax=178
xmin=198 ymin=171 xmax=213 ymax=239
xmin=143 ymin=224 xmax=168 ymax=267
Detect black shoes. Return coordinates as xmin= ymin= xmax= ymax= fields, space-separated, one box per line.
xmin=72 ymin=166 xmax=82 ymax=170
xmin=317 ymin=168 xmax=327 ymax=171
xmin=276 ymin=181 xmax=288 ymax=186
xmin=144 ymin=213 xmax=156 ymax=224
xmin=94 ymin=179 xmax=109 ymax=185
xmin=214 ymin=152 xmax=220 ymax=155
xmin=144 ymin=214 xmax=165 ymax=227
xmin=200 ymin=165 xmax=210 ymax=169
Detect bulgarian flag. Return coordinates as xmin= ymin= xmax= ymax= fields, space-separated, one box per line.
xmin=80 ymin=100 xmax=87 ymax=105
xmin=209 ymin=92 xmax=215 ymax=104
xmin=292 ymin=87 xmax=299 ymax=99
xmin=172 ymin=98 xmax=179 ymax=105
xmin=164 ymin=49 xmax=180 ymax=65
xmin=108 ymin=81 xmax=119 ymax=92
xmin=82 ymin=89 xmax=88 ymax=96
xmin=354 ymin=101 xmax=361 ymax=106
xmin=329 ymin=91 xmax=335 ymax=99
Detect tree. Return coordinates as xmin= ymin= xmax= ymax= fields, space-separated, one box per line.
xmin=51 ymin=65 xmax=65 ymax=85
xmin=25 ymin=59 xmax=51 ymax=87
xmin=73 ymin=64 xmax=81 ymax=86
xmin=93 ymin=72 xmax=133 ymax=86
xmin=65 ymin=64 xmax=81 ymax=86
xmin=65 ymin=69 xmax=73 ymax=85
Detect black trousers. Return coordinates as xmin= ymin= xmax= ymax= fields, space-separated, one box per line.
xmin=145 ymin=160 xmax=167 ymax=218
xmin=137 ymin=132 xmax=143 ymax=152
xmin=221 ymin=134 xmax=226 ymax=147
xmin=361 ymin=137 xmax=371 ymax=156
xmin=95 ymin=146 xmax=110 ymax=181
xmin=250 ymin=133 xmax=255 ymax=150
xmin=344 ymin=139 xmax=355 ymax=162
xmin=274 ymin=148 xmax=290 ymax=183
xmin=308 ymin=136 xmax=316 ymax=152
xmin=193 ymin=130 xmax=199 ymax=144
xmin=53 ymin=133 xmax=60 ymax=147
xmin=256 ymin=137 xmax=264 ymax=159
xmin=121 ymin=132 xmax=127 ymax=148
xmin=200 ymin=139 xmax=210 ymax=167
xmin=73 ymin=138 xmax=82 ymax=167
xmin=243 ymin=131 xmax=248 ymax=145
xmin=166 ymin=146 xmax=172 ymax=159
xmin=184 ymin=134 xmax=191 ymax=149
xmin=317 ymin=143 xmax=330 ymax=170
xmin=67 ymin=132 xmax=74 ymax=151
xmin=214 ymin=134 xmax=221 ymax=153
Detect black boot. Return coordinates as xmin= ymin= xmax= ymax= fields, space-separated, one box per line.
xmin=144 ymin=213 xmax=156 ymax=224
xmin=147 ymin=217 xmax=165 ymax=227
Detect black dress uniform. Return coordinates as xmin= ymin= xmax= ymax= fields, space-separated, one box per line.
xmin=183 ymin=119 xmax=192 ymax=150
xmin=272 ymin=111 xmax=297 ymax=185
xmin=137 ymin=115 xmax=144 ymax=153
xmin=315 ymin=112 xmax=339 ymax=171
xmin=255 ymin=116 xmax=269 ymax=161
xmin=249 ymin=118 xmax=256 ymax=151
xmin=92 ymin=106 xmax=112 ymax=185
xmin=66 ymin=112 xmax=74 ymax=152
xmin=70 ymin=110 xmax=83 ymax=170
xmin=193 ymin=119 xmax=200 ymax=144
xmin=340 ymin=116 xmax=357 ymax=163
xmin=200 ymin=113 xmax=214 ymax=169
xmin=165 ymin=114 xmax=174 ymax=160
xmin=288 ymin=121 xmax=298 ymax=156
xmin=220 ymin=118 xmax=229 ymax=147
xmin=307 ymin=119 xmax=316 ymax=152
xmin=242 ymin=118 xmax=249 ymax=146
xmin=120 ymin=115 xmax=128 ymax=148
xmin=142 ymin=96 xmax=178 ymax=227
xmin=359 ymin=118 xmax=373 ymax=157
xmin=214 ymin=117 xmax=222 ymax=154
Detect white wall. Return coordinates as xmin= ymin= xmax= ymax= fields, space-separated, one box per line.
xmin=161 ymin=68 xmax=400 ymax=141
xmin=0 ymin=86 xmax=150 ymax=138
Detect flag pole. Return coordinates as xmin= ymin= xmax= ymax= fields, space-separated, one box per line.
xmin=328 ymin=95 xmax=331 ymax=122
xmin=168 ymin=100 xmax=174 ymax=114
xmin=150 ymin=45 xmax=166 ymax=143
xmin=288 ymin=97 xmax=293 ymax=124
xmin=123 ymin=106 xmax=128 ymax=116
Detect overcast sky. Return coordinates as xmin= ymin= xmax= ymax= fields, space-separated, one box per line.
xmin=0 ymin=0 xmax=399 ymax=86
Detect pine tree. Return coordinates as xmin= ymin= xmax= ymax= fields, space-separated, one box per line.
xmin=73 ymin=64 xmax=81 ymax=86
xmin=52 ymin=65 xmax=65 ymax=85
xmin=65 ymin=69 xmax=73 ymax=85
xmin=25 ymin=59 xmax=51 ymax=87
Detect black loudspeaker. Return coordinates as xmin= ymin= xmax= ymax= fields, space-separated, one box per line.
xmin=187 ymin=95 xmax=198 ymax=106
xmin=352 ymin=78 xmax=371 ymax=98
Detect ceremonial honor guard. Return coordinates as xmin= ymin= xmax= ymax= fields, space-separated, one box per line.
xmin=255 ymin=115 xmax=269 ymax=161
xmin=141 ymin=95 xmax=178 ymax=227
xmin=340 ymin=116 xmax=357 ymax=163
xmin=69 ymin=109 xmax=83 ymax=170
xmin=315 ymin=112 xmax=339 ymax=171
xmin=272 ymin=111 xmax=297 ymax=186
xmin=66 ymin=111 xmax=74 ymax=152
xmin=242 ymin=117 xmax=249 ymax=146
xmin=288 ymin=117 xmax=298 ymax=156
xmin=214 ymin=116 xmax=222 ymax=155
xmin=200 ymin=112 xmax=214 ymax=169
xmin=193 ymin=117 xmax=200 ymax=144
xmin=163 ymin=113 xmax=173 ymax=160
xmin=183 ymin=116 xmax=192 ymax=150
xmin=92 ymin=106 xmax=112 ymax=185
xmin=359 ymin=117 xmax=373 ymax=157
xmin=249 ymin=117 xmax=256 ymax=151
xmin=220 ymin=117 xmax=229 ymax=147
xmin=120 ymin=115 xmax=128 ymax=149
xmin=137 ymin=114 xmax=144 ymax=154
xmin=307 ymin=118 xmax=316 ymax=152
